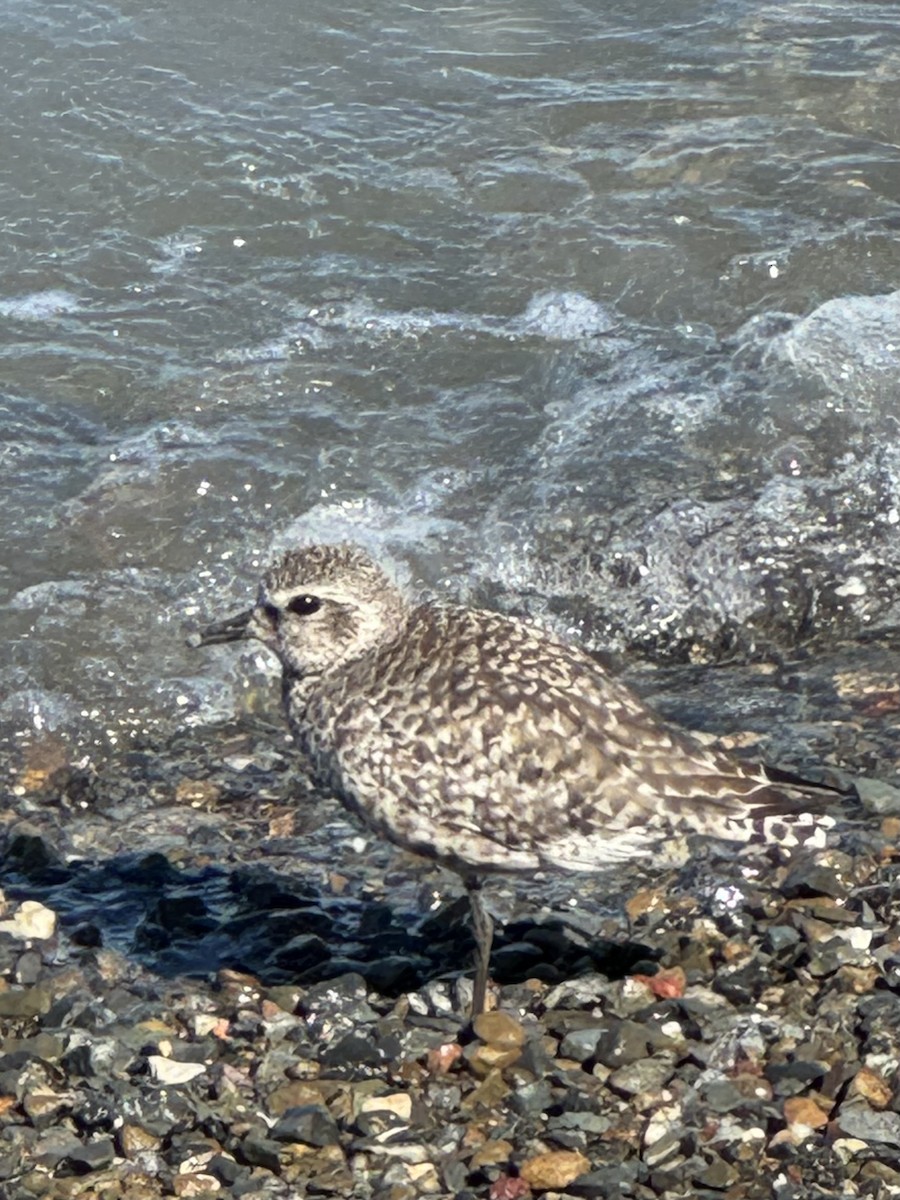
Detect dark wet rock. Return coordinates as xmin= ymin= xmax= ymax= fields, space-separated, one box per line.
xmin=62 ymin=1035 xmax=130 ymax=1079
xmin=567 ymin=1162 xmax=645 ymax=1197
xmin=207 ymin=1152 xmax=246 ymax=1185
xmin=2 ymin=832 xmax=64 ymax=882
xmin=489 ymin=940 xmax=547 ymax=977
xmin=364 ymin=954 xmax=429 ymax=995
xmin=58 ymin=1136 xmax=116 ymax=1175
xmin=238 ymin=1131 xmax=282 ymax=1172
xmin=321 ymin=1031 xmax=389 ymax=1070
xmin=271 ymin=1104 xmax=340 ymax=1146
xmin=711 ymin=960 xmax=761 ymax=1005
xmin=298 ymin=973 xmax=378 ymax=1039
xmin=270 ymin=933 xmax=332 ymax=976
xmin=780 ymin=852 xmax=855 ymax=900
xmin=765 ymin=1059 xmax=826 ymax=1097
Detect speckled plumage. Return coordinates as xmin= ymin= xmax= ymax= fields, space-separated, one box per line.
xmin=196 ymin=542 xmax=846 ymax=1010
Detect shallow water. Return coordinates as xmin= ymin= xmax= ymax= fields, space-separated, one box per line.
xmin=3 ymin=0 xmax=900 ymax=760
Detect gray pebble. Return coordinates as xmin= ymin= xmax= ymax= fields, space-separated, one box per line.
xmin=271 ymin=1103 xmax=341 ymax=1147
xmin=58 ymin=1137 xmax=116 ymax=1176
xmin=836 ymin=1102 xmax=900 ymax=1147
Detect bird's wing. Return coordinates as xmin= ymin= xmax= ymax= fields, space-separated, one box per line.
xmin=336 ymin=605 xmax=845 ymax=869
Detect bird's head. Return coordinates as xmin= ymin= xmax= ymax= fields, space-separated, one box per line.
xmin=191 ymin=543 xmax=410 ymax=677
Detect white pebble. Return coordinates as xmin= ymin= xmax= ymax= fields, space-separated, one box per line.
xmin=147 ymin=1056 xmax=208 ymax=1085
xmin=0 ymin=900 xmax=57 ymax=941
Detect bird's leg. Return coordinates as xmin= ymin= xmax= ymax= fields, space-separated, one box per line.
xmin=466 ymin=876 xmax=493 ymax=1016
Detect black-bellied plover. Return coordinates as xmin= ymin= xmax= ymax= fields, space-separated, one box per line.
xmin=194 ymin=542 xmax=850 ymax=1012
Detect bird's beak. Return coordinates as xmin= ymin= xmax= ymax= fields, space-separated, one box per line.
xmin=187 ymin=608 xmax=253 ymax=648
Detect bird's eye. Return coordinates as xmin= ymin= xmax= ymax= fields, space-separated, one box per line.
xmin=287 ymin=594 xmax=322 ymax=617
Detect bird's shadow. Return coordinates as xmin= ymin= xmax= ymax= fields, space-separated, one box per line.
xmin=0 ymin=829 xmax=657 ymax=997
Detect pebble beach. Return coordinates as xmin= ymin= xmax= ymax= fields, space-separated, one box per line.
xmin=3 ymin=655 xmax=900 ymax=1199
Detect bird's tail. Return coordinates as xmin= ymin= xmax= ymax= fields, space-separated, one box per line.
xmin=717 ymin=762 xmax=856 ymax=850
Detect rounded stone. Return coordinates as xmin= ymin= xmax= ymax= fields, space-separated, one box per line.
xmin=520 ymin=1149 xmax=590 ymax=1189
xmin=472 ymin=1011 xmax=526 ymax=1050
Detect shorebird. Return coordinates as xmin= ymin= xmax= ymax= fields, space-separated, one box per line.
xmin=193 ymin=542 xmax=849 ymax=1013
